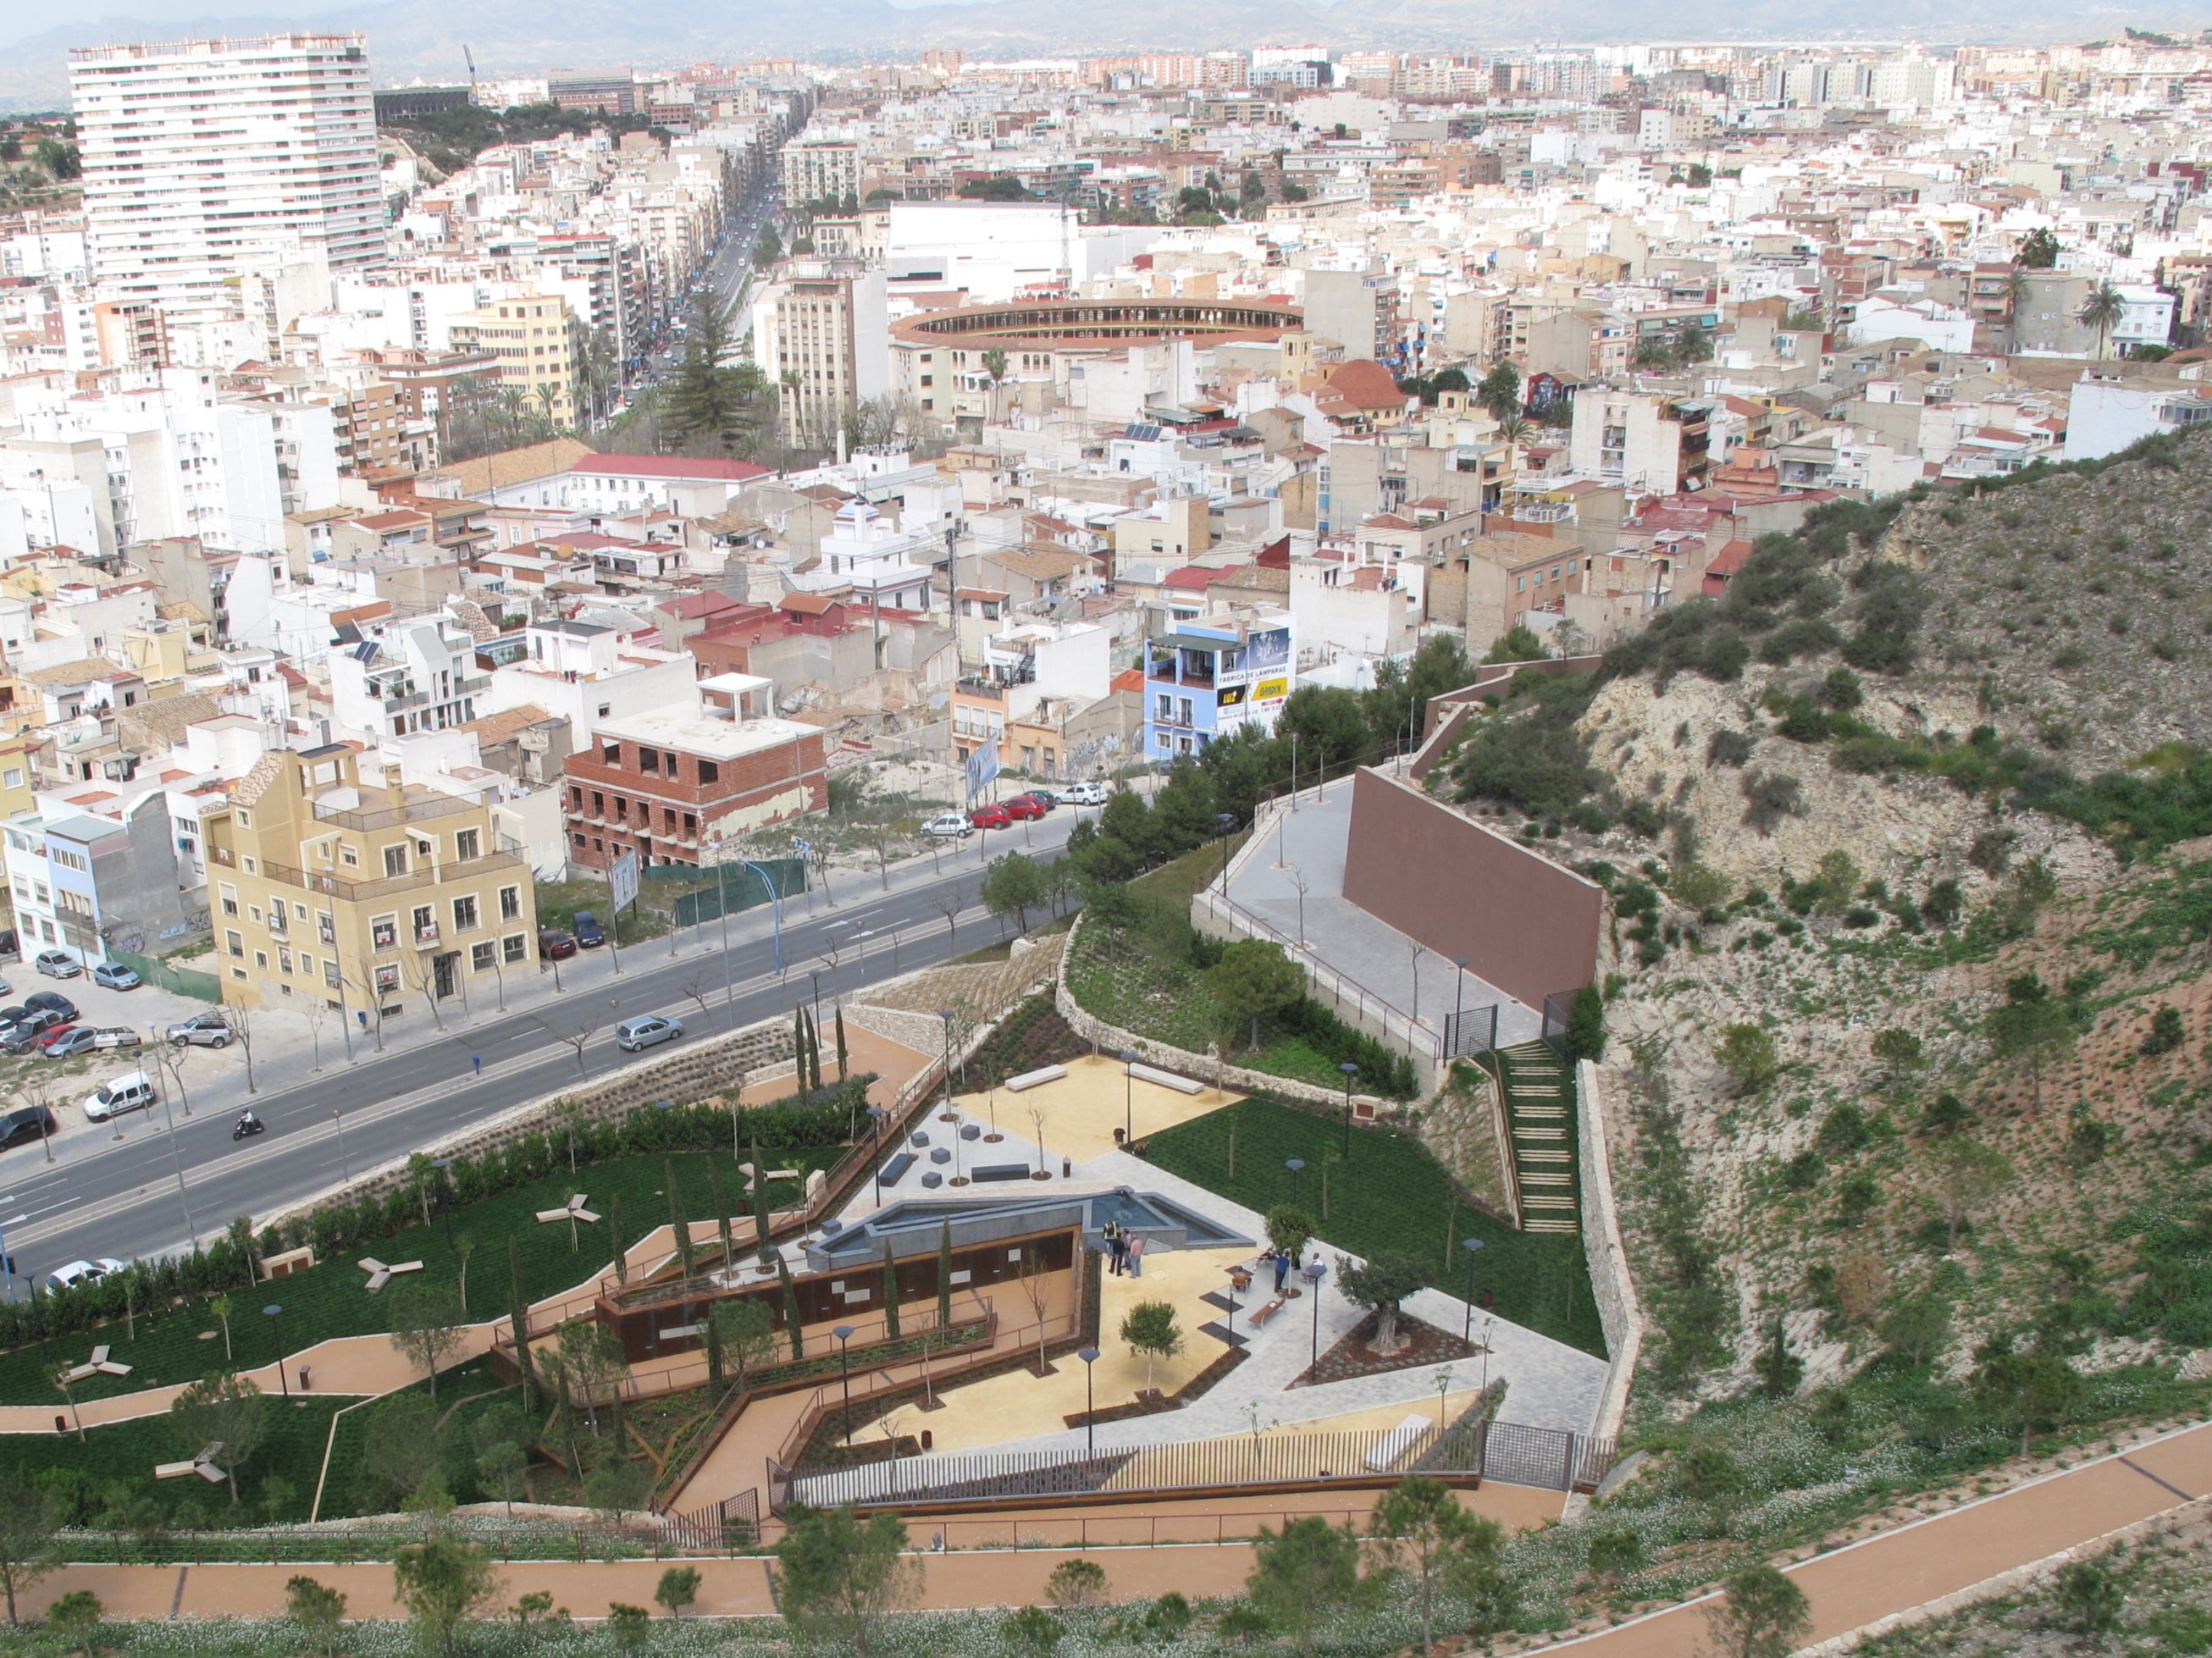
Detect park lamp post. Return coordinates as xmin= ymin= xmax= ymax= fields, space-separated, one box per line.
xmin=1453 ymin=957 xmax=1469 ymax=1058
xmin=938 ymin=1009 xmax=957 ymax=1116
xmin=833 ymin=1325 xmax=857 ymax=1445
xmin=1304 ymin=1257 xmax=1326 ymax=1368
xmin=1122 ymin=1050 xmax=1138 ymax=1147
xmin=868 ymin=1105 xmax=889 ymax=1204
xmin=264 ymin=1304 xmax=288 ymax=1398
xmin=1462 ymin=1237 xmax=1485 ymax=1346
xmin=1285 ymin=1158 xmax=1304 ymax=1208
xmin=1339 ymin=1063 xmax=1358 ymax=1156
xmin=1078 ymin=1346 xmax=1100 ymax=1457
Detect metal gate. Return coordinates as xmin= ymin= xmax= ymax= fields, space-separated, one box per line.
xmin=1443 ymin=1005 xmax=1498 ymax=1060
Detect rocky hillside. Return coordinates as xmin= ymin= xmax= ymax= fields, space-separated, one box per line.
xmin=1438 ymin=428 xmax=2212 ymax=1419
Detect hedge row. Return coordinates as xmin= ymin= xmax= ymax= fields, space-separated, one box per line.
xmin=0 ymin=1077 xmax=875 ymax=1354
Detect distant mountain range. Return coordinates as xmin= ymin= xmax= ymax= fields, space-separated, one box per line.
xmin=4 ymin=0 xmax=2209 ymax=113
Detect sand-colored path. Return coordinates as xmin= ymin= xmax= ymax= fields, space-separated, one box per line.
xmin=14 ymin=1484 xmax=1561 ymax=1623
xmin=1550 ymin=1418 xmax=2212 ymax=1655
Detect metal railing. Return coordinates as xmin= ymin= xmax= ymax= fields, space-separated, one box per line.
xmin=1442 ymin=1004 xmax=1499 ymax=1061
xmin=768 ymin=1412 xmax=1614 ymax=1513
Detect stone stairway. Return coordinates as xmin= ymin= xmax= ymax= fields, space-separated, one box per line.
xmin=1497 ymin=1041 xmax=1580 ymax=1236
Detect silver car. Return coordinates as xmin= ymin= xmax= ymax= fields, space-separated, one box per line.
xmin=615 ymin=1014 xmax=684 ymax=1053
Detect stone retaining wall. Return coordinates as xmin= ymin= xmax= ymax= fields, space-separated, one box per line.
xmin=1578 ymin=1058 xmax=1644 ymax=1444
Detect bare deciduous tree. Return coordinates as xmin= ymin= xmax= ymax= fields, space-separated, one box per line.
xmin=544 ymin=1014 xmax=600 ymax=1078
xmin=219 ymin=1004 xmax=258 ymax=1094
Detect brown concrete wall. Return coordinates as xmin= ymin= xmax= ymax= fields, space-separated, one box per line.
xmin=1340 ymin=767 xmax=1601 ymax=1011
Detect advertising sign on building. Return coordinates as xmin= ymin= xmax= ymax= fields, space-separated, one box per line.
xmin=610 ymin=848 xmax=641 ymax=912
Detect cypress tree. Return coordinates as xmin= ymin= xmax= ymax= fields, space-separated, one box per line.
xmin=882 ymin=1237 xmax=901 ymax=1339
xmin=707 ymin=1158 xmax=734 ymax=1267
xmin=777 ymin=1254 xmax=805 ymax=1361
xmin=703 ymin=1301 xmax=724 ymax=1387
xmin=937 ymin=1219 xmax=954 ymax=1330
xmin=507 ymin=1239 xmax=538 ymax=1408
xmin=666 ymin=1157 xmax=695 ymax=1276
xmin=751 ymin=1136 xmax=775 ymax=1267
xmin=835 ymin=1005 xmax=849 ymax=1082
xmin=609 ymin=1191 xmax=628 ymax=1285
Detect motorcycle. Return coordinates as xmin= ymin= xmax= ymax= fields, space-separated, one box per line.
xmin=231 ymin=1112 xmax=266 ymax=1141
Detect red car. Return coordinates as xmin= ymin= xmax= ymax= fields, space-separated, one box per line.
xmin=969 ymin=804 xmax=1012 ymax=830
xmin=32 ymin=1023 xmax=79 ymax=1054
xmin=1002 ymin=795 xmax=1048 ymax=821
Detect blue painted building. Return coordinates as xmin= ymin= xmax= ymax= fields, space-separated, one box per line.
xmin=1142 ymin=614 xmax=1296 ymax=762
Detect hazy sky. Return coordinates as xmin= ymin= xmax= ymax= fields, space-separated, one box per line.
xmin=3 ymin=0 xmax=349 ymax=50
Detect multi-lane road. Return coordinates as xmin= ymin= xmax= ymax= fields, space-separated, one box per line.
xmin=4 ymin=813 xmax=1080 ymax=1282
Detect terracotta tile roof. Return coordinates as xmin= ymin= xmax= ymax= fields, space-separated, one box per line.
xmin=422 ymin=437 xmax=590 ymax=498
xmin=457 ymin=704 xmax=557 ymax=745
xmin=229 ymin=751 xmax=285 ymax=808
xmin=1323 ymin=358 xmax=1407 ymax=412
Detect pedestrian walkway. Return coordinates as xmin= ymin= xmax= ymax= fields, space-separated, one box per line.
xmin=1498 ymin=1042 xmax=1579 ymax=1235
xmin=1550 ymin=1417 xmax=2212 ymax=1655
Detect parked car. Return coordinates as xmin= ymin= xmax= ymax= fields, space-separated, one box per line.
xmin=41 ymin=1027 xmax=99 ymax=1060
xmin=1001 ymin=794 xmax=1048 ymax=821
xmin=921 ymin=813 xmax=973 ymax=839
xmin=0 ymin=928 xmax=17 ymax=959
xmin=166 ymin=1011 xmax=232 ymax=1048
xmin=83 ymin=1070 xmax=157 ymax=1122
xmin=0 ymin=977 xmax=14 ymax=999
xmin=0 ymin=1106 xmax=53 ymax=1152
xmin=0 ymin=1006 xmax=64 ymax=1037
xmin=1050 ymin=781 xmax=1109 ymax=806
xmin=25 ymin=992 xmax=79 ymax=1020
xmin=969 ymin=804 xmax=1012 ymax=830
xmin=32 ymin=950 xmax=80 ymax=979
xmin=538 ymin=927 xmax=578 ymax=960
xmin=91 ymin=1027 xmax=143 ymax=1051
xmin=572 ymin=911 xmax=606 ymax=948
xmin=615 ymin=1014 xmax=683 ymax=1053
xmin=47 ymin=1258 xmax=126 ymax=1292
xmin=1010 ymin=790 xmax=1058 ymax=814
xmin=90 ymin=962 xmax=141 ymax=991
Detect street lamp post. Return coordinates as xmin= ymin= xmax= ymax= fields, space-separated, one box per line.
xmin=1122 ymin=1050 xmax=1137 ymax=1147
xmin=833 ymin=1324 xmax=857 ymax=1444
xmin=1285 ymin=1158 xmax=1304 ymax=1208
xmin=938 ymin=1009 xmax=957 ymax=1117
xmin=810 ymin=970 xmax=822 ymax=1030
xmin=1339 ymin=1062 xmax=1358 ymax=1157
xmin=1461 ymin=1236 xmax=1486 ymax=1346
xmin=738 ymin=859 xmax=787 ymax=981
xmin=264 ymin=1304 xmax=289 ymax=1398
xmin=0 ymin=1212 xmax=25 ymax=1303
xmin=1078 ymin=1346 xmax=1100 ymax=1457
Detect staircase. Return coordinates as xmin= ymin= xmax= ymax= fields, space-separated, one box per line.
xmin=1496 ymin=1041 xmax=1580 ymax=1236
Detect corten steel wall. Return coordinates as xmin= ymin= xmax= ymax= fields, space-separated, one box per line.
xmin=1340 ymin=767 xmax=1601 ymax=1010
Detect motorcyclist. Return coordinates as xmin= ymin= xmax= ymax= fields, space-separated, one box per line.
xmin=235 ymin=1109 xmax=263 ymax=1136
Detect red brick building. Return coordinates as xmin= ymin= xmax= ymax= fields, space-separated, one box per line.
xmin=561 ymin=710 xmax=828 ymax=870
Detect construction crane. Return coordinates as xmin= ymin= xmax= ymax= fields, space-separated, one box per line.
xmin=463 ymin=46 xmax=477 ymax=95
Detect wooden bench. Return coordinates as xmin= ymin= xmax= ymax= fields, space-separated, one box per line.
xmin=1004 ymin=1064 xmax=1069 ymax=1092
xmin=1247 ymin=1296 xmax=1288 ymax=1328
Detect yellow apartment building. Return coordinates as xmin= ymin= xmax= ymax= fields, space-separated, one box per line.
xmin=448 ymin=287 xmax=586 ymax=429
xmin=205 ymin=743 xmax=537 ymax=1025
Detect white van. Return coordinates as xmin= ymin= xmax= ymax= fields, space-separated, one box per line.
xmin=83 ymin=1070 xmax=157 ymax=1122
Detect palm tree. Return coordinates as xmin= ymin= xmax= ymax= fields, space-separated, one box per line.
xmin=1494 ymin=415 xmax=1531 ymax=500
xmin=980 ymin=346 xmax=1009 ymax=428
xmin=2077 ymin=280 xmax=2126 ymax=359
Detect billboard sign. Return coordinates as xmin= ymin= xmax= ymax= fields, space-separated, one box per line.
xmin=965 ymin=743 xmax=1000 ymax=802
xmin=1241 ymin=626 xmax=1291 ymax=676
xmin=610 ymin=848 xmax=641 ymax=911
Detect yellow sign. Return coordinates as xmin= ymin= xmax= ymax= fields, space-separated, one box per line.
xmin=1253 ymin=677 xmax=1289 ymax=704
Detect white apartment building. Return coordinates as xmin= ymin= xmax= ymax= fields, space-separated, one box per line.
xmin=484 ymin=619 xmax=702 ymax=744
xmin=789 ymin=500 xmax=937 ymax=610
xmin=71 ymin=35 xmax=387 ymax=328
xmin=327 ymin=613 xmax=489 ymax=743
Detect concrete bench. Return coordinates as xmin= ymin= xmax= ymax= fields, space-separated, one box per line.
xmin=738 ymin=1163 xmax=799 ymax=1190
xmin=920 ymin=1171 xmax=943 ymax=1189
xmin=359 ymin=1257 xmax=424 ymax=1294
xmin=534 ymin=1193 xmax=600 ymax=1225
xmin=1129 ymin=1062 xmax=1203 ymax=1095
xmin=1004 ymin=1064 xmax=1068 ymax=1092
xmin=971 ymin=1162 xmax=1031 ymax=1182
xmin=930 ymin=1147 xmax=952 ymax=1164
xmin=1247 ymin=1296 xmax=1287 ymax=1329
xmin=1363 ymin=1414 xmax=1435 ymax=1473
xmin=878 ymin=1151 xmax=915 ymax=1185
xmin=156 ymin=1443 xmax=226 ymax=1482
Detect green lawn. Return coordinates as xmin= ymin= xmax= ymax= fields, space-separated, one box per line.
xmin=0 ymin=1392 xmax=345 ymax=1529
xmin=0 ymin=1144 xmax=849 ymax=1407
xmin=1142 ymin=1097 xmax=1605 ymax=1357
xmin=1133 ymin=834 xmax=1245 ymax=906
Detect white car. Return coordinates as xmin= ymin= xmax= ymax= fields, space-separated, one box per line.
xmin=1050 ymin=781 xmax=1109 ymax=806
xmin=48 ymin=1257 xmax=126 ymax=1291
xmin=921 ymin=812 xmax=974 ymax=838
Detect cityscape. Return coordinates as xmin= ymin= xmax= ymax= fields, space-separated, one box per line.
xmin=0 ymin=19 xmax=2204 ymax=1656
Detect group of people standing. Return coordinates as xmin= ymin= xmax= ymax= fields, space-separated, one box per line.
xmin=1100 ymin=1219 xmax=1147 ymax=1276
